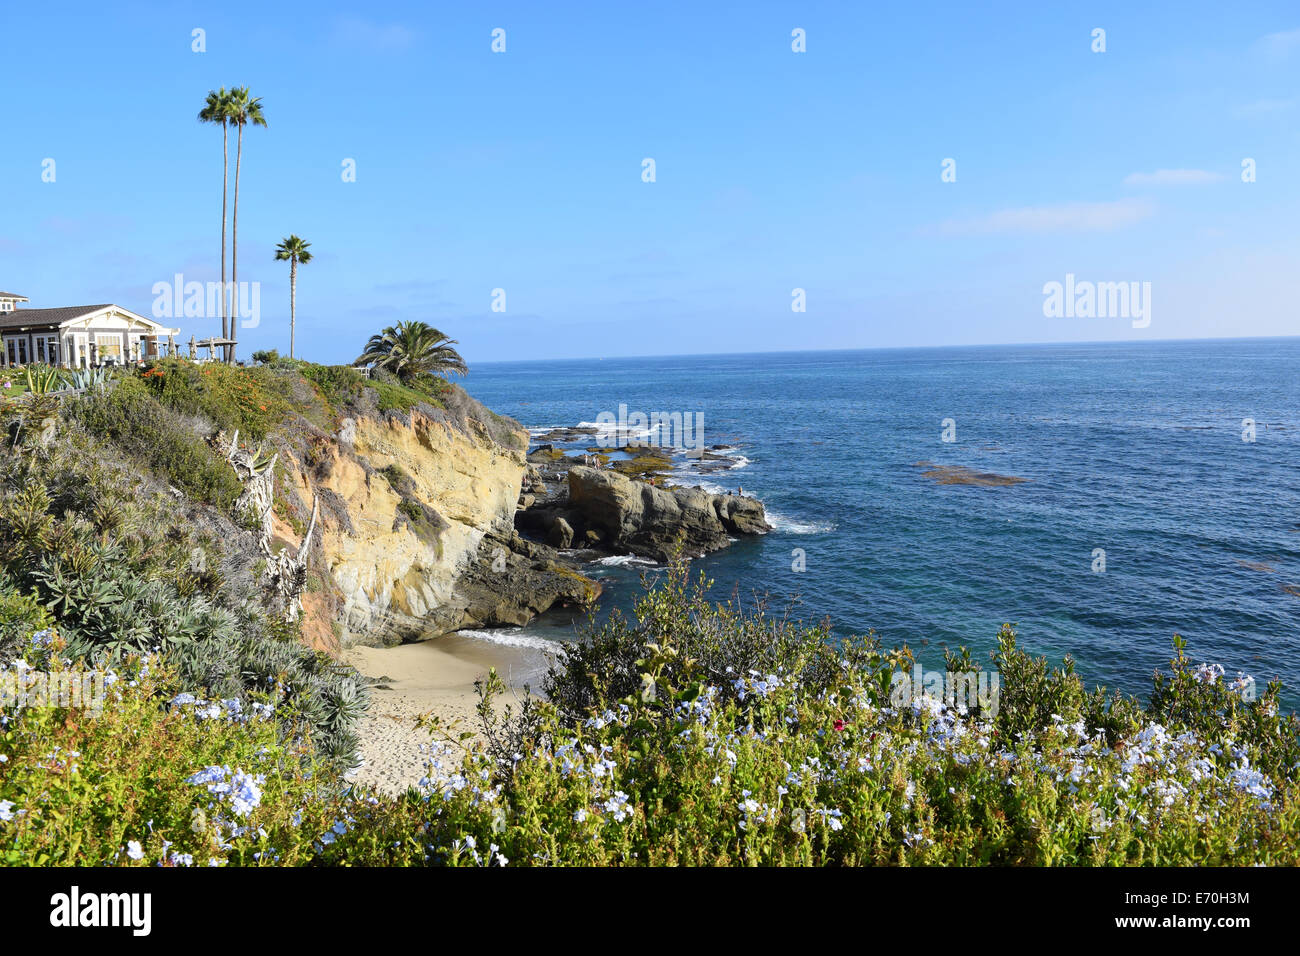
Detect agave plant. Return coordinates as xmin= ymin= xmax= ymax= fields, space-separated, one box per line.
xmin=67 ymin=367 xmax=114 ymax=392
xmin=24 ymin=364 xmax=65 ymax=395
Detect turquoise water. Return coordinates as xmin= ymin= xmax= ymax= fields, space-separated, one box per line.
xmin=460 ymin=339 xmax=1300 ymax=705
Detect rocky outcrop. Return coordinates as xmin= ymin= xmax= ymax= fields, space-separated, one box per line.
xmin=517 ymin=465 xmax=770 ymax=562
xmin=270 ymin=389 xmax=764 ymax=647
xmin=276 ymin=393 xmax=601 ymax=647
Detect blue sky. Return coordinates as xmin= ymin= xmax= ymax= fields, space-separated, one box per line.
xmin=1 ymin=1 xmax=1297 ymax=363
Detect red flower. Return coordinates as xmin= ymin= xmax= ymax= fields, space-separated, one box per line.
xmin=833 ymin=719 xmax=845 ymax=732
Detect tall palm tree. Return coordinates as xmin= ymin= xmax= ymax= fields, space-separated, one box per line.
xmin=198 ymin=88 xmax=235 ymax=350
xmin=354 ymin=321 xmax=468 ymax=383
xmin=226 ymin=87 xmax=267 ymax=363
xmin=274 ymin=235 xmax=313 ymax=359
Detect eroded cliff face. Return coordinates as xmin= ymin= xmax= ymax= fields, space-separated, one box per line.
xmin=272 ymin=396 xmax=598 ymax=649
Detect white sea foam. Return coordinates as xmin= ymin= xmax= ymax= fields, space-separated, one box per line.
xmin=662 ymin=474 xmax=730 ymax=495
xmin=765 ymin=510 xmax=836 ymax=534
xmin=595 ymin=554 xmax=658 ymax=567
xmin=456 ymin=628 xmax=565 ymax=654
xmin=576 ymin=419 xmax=663 ymax=442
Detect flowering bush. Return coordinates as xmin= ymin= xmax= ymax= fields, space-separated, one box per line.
xmin=0 ymin=653 xmax=346 ymax=866
xmin=138 ymin=359 xmax=285 ymax=441
xmin=2 ymin=561 xmax=1297 ymax=866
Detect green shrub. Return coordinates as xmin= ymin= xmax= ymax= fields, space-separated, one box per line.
xmin=0 ymin=653 xmax=340 ymax=866
xmin=68 ymin=377 xmax=243 ymax=506
xmin=0 ymin=580 xmax=53 ymax=667
xmin=296 ymin=363 xmax=366 ymax=417
xmin=379 ymin=463 xmax=410 ymax=494
xmin=139 ymin=359 xmax=285 ymax=440
xmin=373 ymin=380 xmax=439 ymax=414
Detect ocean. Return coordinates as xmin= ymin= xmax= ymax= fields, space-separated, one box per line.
xmin=457 ymin=339 xmax=1300 ymax=707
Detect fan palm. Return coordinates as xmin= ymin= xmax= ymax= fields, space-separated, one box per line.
xmin=226 ymin=87 xmax=268 ymax=363
xmin=274 ymin=235 xmax=313 ymax=359
xmin=354 ymin=321 xmax=467 ymax=383
xmin=198 ymin=88 xmax=235 ymax=351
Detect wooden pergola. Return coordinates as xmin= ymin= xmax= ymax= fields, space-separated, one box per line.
xmin=189 ymin=336 xmax=237 ymax=361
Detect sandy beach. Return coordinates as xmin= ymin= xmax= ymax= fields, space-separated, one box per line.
xmin=343 ymin=632 xmax=555 ymax=795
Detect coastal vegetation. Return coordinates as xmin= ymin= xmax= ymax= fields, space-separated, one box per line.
xmin=0 ymin=423 xmax=362 ymax=766
xmin=1 ymin=558 xmax=1296 ymax=866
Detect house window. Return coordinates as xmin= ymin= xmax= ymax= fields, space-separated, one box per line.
xmin=37 ymin=336 xmax=59 ymax=365
xmin=6 ymin=338 xmax=28 ymax=365
xmin=95 ymin=333 xmax=122 ymax=364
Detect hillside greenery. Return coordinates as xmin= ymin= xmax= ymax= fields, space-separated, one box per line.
xmin=2 ymin=557 xmax=1297 ymax=866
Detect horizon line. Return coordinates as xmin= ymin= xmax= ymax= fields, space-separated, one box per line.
xmin=465 ymin=332 xmax=1300 ymax=368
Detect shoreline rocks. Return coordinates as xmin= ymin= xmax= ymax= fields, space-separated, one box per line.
xmin=517 ymin=463 xmax=770 ymax=562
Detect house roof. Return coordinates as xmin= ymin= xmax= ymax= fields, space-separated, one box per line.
xmin=0 ymin=292 xmax=27 ymax=299
xmin=0 ymin=305 xmax=115 ymax=330
xmin=0 ymin=304 xmax=178 ymax=334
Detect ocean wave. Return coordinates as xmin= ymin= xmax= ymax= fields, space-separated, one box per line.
xmin=575 ymin=420 xmax=663 ymax=442
xmin=595 ymin=554 xmax=659 ymax=567
xmin=662 ymin=475 xmax=730 ymax=494
xmin=456 ymin=628 xmax=566 ymax=654
xmin=765 ymin=510 xmax=836 ymax=534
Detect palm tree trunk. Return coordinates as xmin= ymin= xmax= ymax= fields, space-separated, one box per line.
xmin=230 ymin=124 xmax=243 ymax=364
xmin=289 ymin=258 xmax=297 ymax=359
xmin=221 ymin=121 xmax=229 ymax=350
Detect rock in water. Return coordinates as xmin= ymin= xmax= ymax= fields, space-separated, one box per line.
xmin=565 ymin=466 xmax=770 ymax=561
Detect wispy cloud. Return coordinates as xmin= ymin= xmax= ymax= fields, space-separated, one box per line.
xmin=1122 ymin=169 xmax=1223 ymax=186
xmin=928 ymin=198 xmax=1155 ymax=236
xmin=1256 ymin=28 xmax=1300 ymax=60
xmin=1237 ymin=98 xmax=1295 ymax=115
xmin=329 ymin=17 xmax=418 ymax=52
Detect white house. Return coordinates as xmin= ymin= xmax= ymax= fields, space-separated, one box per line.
xmin=0 ymin=292 xmax=181 ymax=368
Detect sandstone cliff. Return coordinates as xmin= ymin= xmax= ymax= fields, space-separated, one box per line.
xmin=269 ymin=389 xmax=599 ymax=649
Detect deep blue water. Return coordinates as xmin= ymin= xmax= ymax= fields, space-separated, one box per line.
xmin=459 ymin=340 xmax=1300 ymax=707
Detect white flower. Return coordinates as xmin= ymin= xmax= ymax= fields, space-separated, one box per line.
xmin=1193 ymin=663 xmax=1225 ymax=685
